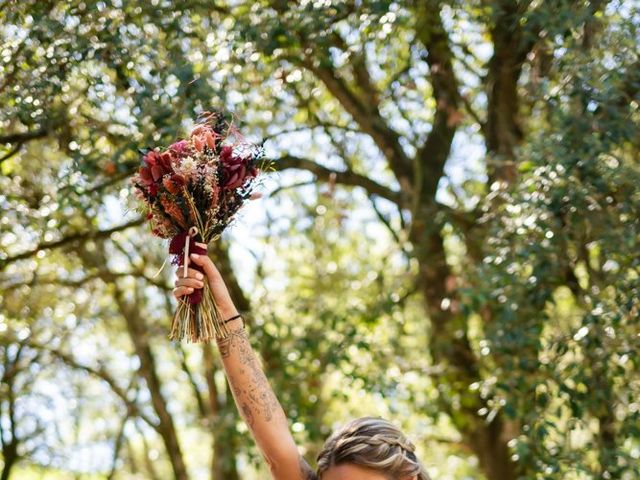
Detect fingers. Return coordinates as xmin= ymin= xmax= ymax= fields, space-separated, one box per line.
xmin=173 ymin=265 xmax=205 ymax=300
xmin=176 ymin=266 xmax=205 ymax=280
xmin=189 ymin=253 xmax=220 ymax=281
xmin=174 ymin=277 xmax=204 ymax=289
xmin=173 ymin=285 xmax=194 ymax=299
xmin=186 ymin=253 xmax=236 ymax=316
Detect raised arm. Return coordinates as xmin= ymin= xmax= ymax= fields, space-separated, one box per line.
xmin=174 ymin=252 xmax=316 ymax=480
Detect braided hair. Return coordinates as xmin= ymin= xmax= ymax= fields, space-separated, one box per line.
xmin=316 ymin=417 xmax=431 ymax=479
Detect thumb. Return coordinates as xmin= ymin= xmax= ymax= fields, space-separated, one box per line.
xmin=189 ymin=252 xmax=236 ymax=317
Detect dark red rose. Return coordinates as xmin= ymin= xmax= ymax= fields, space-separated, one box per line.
xmin=220 ymin=145 xmax=233 ymax=163
xmin=151 ymin=165 xmax=163 ymax=181
xmin=159 ymin=152 xmax=173 ymax=170
xmin=221 ymin=153 xmax=253 ymax=190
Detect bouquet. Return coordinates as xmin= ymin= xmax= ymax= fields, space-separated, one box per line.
xmin=131 ymin=110 xmax=269 ymax=342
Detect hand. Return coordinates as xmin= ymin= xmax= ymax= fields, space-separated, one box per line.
xmin=173 ymin=253 xmax=239 ymax=319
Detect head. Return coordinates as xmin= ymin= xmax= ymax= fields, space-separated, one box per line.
xmin=316 ymin=417 xmax=431 ymax=480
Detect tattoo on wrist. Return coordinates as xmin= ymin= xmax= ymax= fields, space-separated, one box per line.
xmin=216 ymin=328 xmax=248 ymax=358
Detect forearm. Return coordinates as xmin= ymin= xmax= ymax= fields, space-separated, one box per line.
xmin=217 ymin=318 xmax=309 ymax=479
xmin=179 ymin=254 xmax=315 ymax=479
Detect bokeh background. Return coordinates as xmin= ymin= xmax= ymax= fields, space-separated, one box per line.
xmin=1 ymin=1 xmax=639 ymax=479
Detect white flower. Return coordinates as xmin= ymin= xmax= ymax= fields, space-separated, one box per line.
xmin=177 ymin=156 xmax=197 ymax=176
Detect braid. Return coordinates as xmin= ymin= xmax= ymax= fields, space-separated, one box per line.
xmin=317 ymin=417 xmax=431 ymax=480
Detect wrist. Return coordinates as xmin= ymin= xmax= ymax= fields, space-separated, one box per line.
xmin=224 ymin=316 xmax=245 ymax=333
xmin=217 ymin=301 xmax=238 ymax=320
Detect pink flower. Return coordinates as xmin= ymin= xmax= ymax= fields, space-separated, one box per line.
xmin=190 ymin=125 xmax=209 ymax=137
xmin=203 ymin=131 xmax=216 ymax=150
xmin=169 ymin=140 xmax=190 ymax=156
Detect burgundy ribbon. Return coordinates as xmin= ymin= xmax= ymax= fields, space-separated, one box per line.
xmin=169 ymin=229 xmax=207 ymax=305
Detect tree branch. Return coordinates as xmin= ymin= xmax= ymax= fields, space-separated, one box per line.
xmin=0 ymin=270 xmax=170 ymax=294
xmin=413 ymin=0 xmax=462 ymax=199
xmin=300 ymin=59 xmax=414 ymax=188
xmin=35 ymin=344 xmax=158 ymax=430
xmin=175 ymin=344 xmax=208 ymax=419
xmin=0 ymin=128 xmax=50 ymax=145
xmin=0 ymin=217 xmax=144 ymax=269
xmin=329 ymin=31 xmax=381 ymax=108
xmin=274 ymin=154 xmax=403 ymax=206
xmin=0 ymin=144 xmax=22 ymax=165
xmin=483 ymin=0 xmax=541 ymax=183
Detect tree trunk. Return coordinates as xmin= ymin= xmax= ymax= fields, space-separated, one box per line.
xmin=0 ymin=443 xmax=18 ymax=480
xmin=410 ymin=201 xmax=518 ymax=480
xmin=80 ymin=246 xmax=190 ymax=480
xmin=1 ymin=348 xmax=20 ymax=480
xmin=467 ymin=416 xmax=518 ymax=480
xmin=115 ymin=285 xmax=190 ymax=480
xmin=484 ymin=2 xmax=529 ymax=187
xmin=203 ymin=344 xmax=240 ymax=480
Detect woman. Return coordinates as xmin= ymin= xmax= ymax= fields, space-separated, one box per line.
xmin=175 ymin=252 xmax=430 ymax=480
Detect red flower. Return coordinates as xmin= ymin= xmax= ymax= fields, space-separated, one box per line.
xmin=220 ymin=145 xmax=233 ymax=162
xmin=143 ymin=150 xmax=174 ymax=182
xmin=159 ymin=151 xmax=173 ymax=170
xmin=221 ymin=149 xmax=255 ymax=190
xmin=163 ymin=173 xmax=185 ymax=195
xmin=144 ymin=150 xmax=160 ymax=167
xmin=138 ymin=165 xmax=154 ymax=185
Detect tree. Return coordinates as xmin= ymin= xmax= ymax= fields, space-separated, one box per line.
xmin=221 ymin=1 xmax=639 ymax=477
xmin=1 ymin=1 xmax=638 ymax=478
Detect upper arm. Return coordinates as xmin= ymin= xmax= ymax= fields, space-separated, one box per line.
xmin=218 ymin=328 xmax=315 ymax=479
xmin=267 ymin=452 xmax=317 ymax=480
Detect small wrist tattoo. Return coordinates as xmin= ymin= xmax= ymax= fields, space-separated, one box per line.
xmin=216 ymin=327 xmax=248 ymax=357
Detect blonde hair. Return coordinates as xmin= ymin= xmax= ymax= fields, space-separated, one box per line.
xmin=316 ymin=417 xmax=430 ymax=480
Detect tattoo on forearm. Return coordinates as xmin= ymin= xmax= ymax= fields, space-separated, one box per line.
xmin=217 ymin=328 xmax=280 ymax=424
xmin=241 ymin=402 xmax=255 ymax=427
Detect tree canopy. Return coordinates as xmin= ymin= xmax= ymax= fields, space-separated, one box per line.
xmin=1 ymin=1 xmax=639 ymax=479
